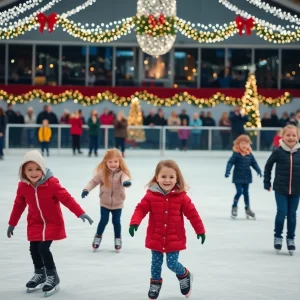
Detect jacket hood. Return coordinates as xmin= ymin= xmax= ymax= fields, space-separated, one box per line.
xmin=279 ymin=139 xmax=300 ymax=153
xmin=148 ymin=183 xmax=178 ymax=195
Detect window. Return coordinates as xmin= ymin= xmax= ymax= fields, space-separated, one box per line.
xmin=281 ymin=50 xmax=300 ymax=89
xmin=201 ymin=49 xmax=225 ymax=87
xmin=174 ymin=48 xmax=198 ymax=88
xmin=227 ymin=49 xmax=252 ymax=88
xmin=62 ymin=46 xmax=86 ymax=85
xmin=0 ymin=45 xmax=5 ymax=83
xmin=255 ymin=49 xmax=278 ymax=89
xmin=89 ymin=46 xmax=112 ymax=86
xmin=116 ymin=47 xmax=138 ymax=86
xmin=35 ymin=45 xmax=59 ymax=85
xmin=8 ymin=45 xmax=32 ymax=84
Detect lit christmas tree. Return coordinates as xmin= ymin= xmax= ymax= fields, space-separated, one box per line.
xmin=127 ymin=97 xmax=146 ymax=142
xmin=241 ymin=65 xmax=261 ymax=130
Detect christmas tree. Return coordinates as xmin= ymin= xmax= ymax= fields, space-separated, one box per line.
xmin=127 ymin=97 xmax=146 ymax=142
xmin=241 ymin=65 xmax=261 ymax=129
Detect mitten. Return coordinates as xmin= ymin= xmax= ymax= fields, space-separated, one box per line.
xmin=7 ymin=225 xmax=14 ymax=238
xmin=258 ymin=173 xmax=263 ymax=178
xmin=123 ymin=181 xmax=132 ymax=187
xmin=197 ymin=233 xmax=206 ymax=244
xmin=79 ymin=214 xmax=93 ymax=225
xmin=81 ymin=190 xmax=89 ymax=199
xmin=129 ymin=225 xmax=139 ymax=237
xmin=225 ymin=173 xmax=230 ymax=178
xmin=264 ymin=182 xmax=271 ymax=191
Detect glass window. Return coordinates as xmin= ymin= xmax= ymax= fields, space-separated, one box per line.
xmin=201 ymin=48 xmax=225 ymax=88
xmin=8 ymin=45 xmax=32 ymax=84
xmin=255 ymin=49 xmax=278 ymax=89
xmin=142 ymin=53 xmax=170 ymax=87
xmin=228 ymin=49 xmax=252 ymax=88
xmin=115 ymin=47 xmax=138 ymax=86
xmin=62 ymin=46 xmax=86 ymax=85
xmin=174 ymin=48 xmax=198 ymax=88
xmin=89 ymin=46 xmax=112 ymax=86
xmin=281 ymin=50 xmax=300 ymax=89
xmin=35 ymin=45 xmax=59 ymax=86
xmin=0 ymin=45 xmax=5 ymax=83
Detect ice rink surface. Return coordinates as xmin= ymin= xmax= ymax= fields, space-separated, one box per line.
xmin=0 ymin=150 xmax=299 ymax=300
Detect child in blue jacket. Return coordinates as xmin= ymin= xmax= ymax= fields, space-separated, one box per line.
xmin=225 ymin=134 xmax=262 ymax=219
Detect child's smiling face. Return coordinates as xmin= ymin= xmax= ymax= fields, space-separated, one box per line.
xmin=23 ymin=162 xmax=43 ymax=185
xmin=282 ymin=128 xmax=298 ymax=149
xmin=156 ymin=167 xmax=177 ymax=192
xmin=239 ymin=141 xmax=250 ymax=152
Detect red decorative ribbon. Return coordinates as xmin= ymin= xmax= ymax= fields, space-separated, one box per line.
xmin=148 ymin=14 xmax=166 ymax=28
xmin=37 ymin=12 xmax=57 ymax=33
xmin=235 ymin=16 xmax=254 ymax=36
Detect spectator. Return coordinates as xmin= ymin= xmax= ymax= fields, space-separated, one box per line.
xmin=261 ymin=112 xmax=272 ymax=150
xmin=201 ymin=112 xmax=216 ymax=149
xmin=178 ymin=119 xmax=190 ymax=151
xmin=199 ymin=111 xmax=205 ymax=121
xmin=219 ymin=112 xmax=231 ymax=150
xmin=269 ymin=109 xmax=280 ymax=127
xmin=144 ymin=109 xmax=157 ymax=149
xmin=88 ymin=110 xmax=100 ymax=157
xmin=190 ymin=112 xmax=202 ymax=149
xmin=229 ymin=106 xmax=248 ymax=140
xmin=6 ymin=103 xmax=16 ymax=124
xmin=38 ymin=119 xmax=52 ymax=157
xmin=100 ymin=108 xmax=114 ymax=147
xmin=60 ymin=109 xmax=70 ymax=147
xmin=279 ymin=112 xmax=290 ymax=127
xmin=0 ymin=107 xmax=6 ymax=160
xmin=24 ymin=107 xmax=36 ymax=147
xmin=273 ymin=129 xmax=282 ymax=148
xmin=154 ymin=109 xmax=167 ymax=126
xmin=144 ymin=109 xmax=156 ymax=126
xmin=114 ymin=111 xmax=128 ymax=158
xmin=179 ymin=109 xmax=190 ymax=125
xmin=70 ymin=110 xmax=83 ymax=155
xmin=15 ymin=111 xmax=25 ymax=147
xmin=167 ymin=111 xmax=181 ymax=150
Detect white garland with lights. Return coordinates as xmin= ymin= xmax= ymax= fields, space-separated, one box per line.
xmin=61 ymin=0 xmax=96 ymax=18
xmin=246 ymin=0 xmax=300 ymax=25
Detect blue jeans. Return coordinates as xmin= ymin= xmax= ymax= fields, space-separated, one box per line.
xmin=89 ymin=135 xmax=98 ymax=154
xmin=96 ymin=206 xmax=122 ymax=238
xmin=41 ymin=142 xmax=49 ymax=155
xmin=274 ymin=192 xmax=300 ymax=239
xmin=151 ymin=251 xmax=185 ymax=280
xmin=233 ymin=183 xmax=250 ymax=207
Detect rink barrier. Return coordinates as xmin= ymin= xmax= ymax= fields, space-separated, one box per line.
xmin=5 ymin=124 xmax=283 ymax=156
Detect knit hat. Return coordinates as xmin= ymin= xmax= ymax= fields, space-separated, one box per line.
xmin=19 ymin=150 xmax=46 ymax=181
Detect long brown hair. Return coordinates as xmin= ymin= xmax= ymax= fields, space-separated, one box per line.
xmin=147 ymin=160 xmax=188 ymax=192
xmin=233 ymin=134 xmax=252 ymax=155
xmin=94 ymin=148 xmax=131 ymax=187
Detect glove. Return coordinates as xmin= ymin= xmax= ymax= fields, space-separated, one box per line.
xmin=79 ymin=214 xmax=93 ymax=225
xmin=264 ymin=182 xmax=271 ymax=191
xmin=7 ymin=225 xmax=14 ymax=238
xmin=225 ymin=173 xmax=230 ymax=178
xmin=258 ymin=173 xmax=263 ymax=178
xmin=129 ymin=225 xmax=139 ymax=237
xmin=122 ymin=181 xmax=132 ymax=187
xmin=81 ymin=190 xmax=89 ymax=199
xmin=197 ymin=233 xmax=206 ymax=244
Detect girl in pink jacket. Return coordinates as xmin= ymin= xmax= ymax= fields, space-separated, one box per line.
xmin=81 ymin=148 xmax=131 ymax=252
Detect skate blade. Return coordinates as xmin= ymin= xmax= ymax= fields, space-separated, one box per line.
xmin=289 ymin=250 xmax=294 ymax=256
xmin=115 ymin=249 xmax=121 ymax=253
xmin=231 ymin=215 xmax=237 ymax=219
xmin=275 ymin=249 xmax=281 ymax=254
xmin=246 ymin=215 xmax=256 ymax=220
xmin=44 ymin=285 xmax=60 ymax=297
xmin=26 ymin=284 xmax=44 ymax=293
xmin=184 ymin=273 xmax=194 ymax=298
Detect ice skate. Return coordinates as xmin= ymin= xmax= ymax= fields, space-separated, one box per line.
xmin=92 ymin=234 xmax=102 ymax=251
xmin=231 ymin=206 xmax=238 ymax=219
xmin=245 ymin=207 xmax=256 ymax=220
xmin=26 ymin=267 xmax=46 ymax=293
xmin=274 ymin=237 xmax=283 ymax=254
xmin=177 ymin=269 xmax=193 ymax=298
xmin=287 ymin=239 xmax=295 ymax=256
xmin=43 ymin=268 xmax=60 ymax=297
xmin=148 ymin=278 xmax=162 ymax=300
xmin=115 ymin=238 xmax=122 ymax=253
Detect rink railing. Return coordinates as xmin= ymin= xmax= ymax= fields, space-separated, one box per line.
xmin=5 ymin=124 xmax=282 ymax=156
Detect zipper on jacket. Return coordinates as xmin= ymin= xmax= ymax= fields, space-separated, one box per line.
xmin=111 ymin=172 xmax=114 ymax=208
xmin=289 ymin=153 xmax=293 ymax=195
xmin=34 ymin=187 xmax=46 ymax=241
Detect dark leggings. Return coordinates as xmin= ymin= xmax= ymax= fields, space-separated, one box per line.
xmin=72 ymin=135 xmax=81 ymax=152
xmin=29 ymin=241 xmax=55 ymax=270
xmin=115 ymin=137 xmax=125 ymax=153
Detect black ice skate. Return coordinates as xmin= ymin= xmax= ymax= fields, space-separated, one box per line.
xmin=92 ymin=234 xmax=102 ymax=251
xmin=42 ymin=268 xmax=60 ymax=297
xmin=176 ymin=269 xmax=193 ymax=298
xmin=245 ymin=207 xmax=256 ymax=220
xmin=115 ymin=238 xmax=122 ymax=253
xmin=26 ymin=267 xmax=46 ymax=293
xmin=148 ymin=278 xmax=163 ymax=300
xmin=231 ymin=206 xmax=238 ymax=219
xmin=287 ymin=239 xmax=295 ymax=256
xmin=274 ymin=237 xmax=283 ymax=254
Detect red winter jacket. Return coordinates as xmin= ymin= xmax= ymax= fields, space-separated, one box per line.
xmin=130 ymin=184 xmax=205 ymax=253
xmin=70 ymin=117 xmax=83 ymax=135
xmin=100 ymin=113 xmax=114 ymax=125
xmin=8 ymin=171 xmax=85 ymax=241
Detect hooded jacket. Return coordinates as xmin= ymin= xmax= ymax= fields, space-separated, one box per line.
xmin=8 ymin=150 xmax=85 ymax=241
xmin=264 ymin=140 xmax=300 ymax=195
xmin=130 ymin=184 xmax=205 ymax=253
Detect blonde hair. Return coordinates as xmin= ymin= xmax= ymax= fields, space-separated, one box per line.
xmin=147 ymin=160 xmax=188 ymax=192
xmin=282 ymin=124 xmax=299 ymax=137
xmin=233 ymin=134 xmax=252 ymax=154
xmin=94 ymin=148 xmax=130 ymax=187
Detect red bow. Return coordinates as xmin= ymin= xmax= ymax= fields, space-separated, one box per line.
xmin=148 ymin=14 xmax=166 ymax=28
xmin=235 ymin=16 xmax=254 ymax=36
xmin=37 ymin=12 xmax=57 ymax=33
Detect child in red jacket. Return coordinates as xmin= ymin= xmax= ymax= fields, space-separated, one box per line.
xmin=129 ymin=160 xmax=206 ymax=300
xmin=7 ymin=150 xmax=93 ymax=296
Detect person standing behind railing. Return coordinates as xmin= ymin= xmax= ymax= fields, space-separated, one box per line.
xmin=229 ymin=106 xmax=248 ymax=140
xmin=0 ymin=107 xmax=6 ymax=160
xmin=189 ymin=113 xmax=202 ymax=150
xmin=38 ymin=119 xmax=52 ymax=157
xmin=114 ymin=111 xmax=128 ymax=158
xmin=70 ymin=110 xmax=83 ymax=155
xmin=178 ymin=119 xmax=190 ymax=151
xmin=24 ymin=107 xmax=36 ymax=148
xmin=167 ymin=111 xmax=181 ymax=150
xmin=88 ymin=110 xmax=100 ymax=157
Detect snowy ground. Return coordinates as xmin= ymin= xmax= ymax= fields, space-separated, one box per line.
xmin=0 ymin=150 xmax=299 ymax=300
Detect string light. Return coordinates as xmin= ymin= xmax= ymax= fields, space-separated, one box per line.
xmin=61 ymin=0 xmax=96 ymax=18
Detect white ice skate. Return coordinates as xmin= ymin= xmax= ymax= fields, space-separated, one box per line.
xmin=245 ymin=208 xmax=256 ymax=220
xmin=287 ymin=239 xmax=295 ymax=256
xmin=115 ymin=238 xmax=122 ymax=253
xmin=274 ymin=237 xmax=283 ymax=254
xmin=231 ymin=206 xmax=238 ymax=219
xmin=92 ymin=234 xmax=102 ymax=252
